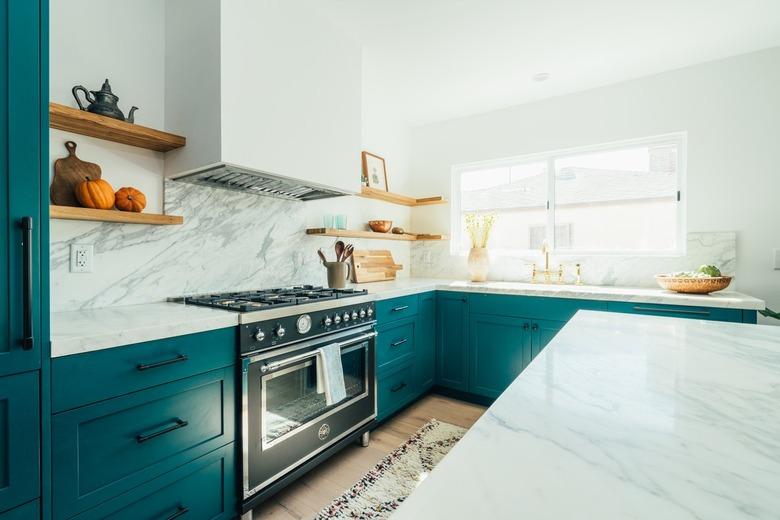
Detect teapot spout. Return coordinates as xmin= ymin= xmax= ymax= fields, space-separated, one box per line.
xmin=126 ymin=106 xmax=139 ymax=124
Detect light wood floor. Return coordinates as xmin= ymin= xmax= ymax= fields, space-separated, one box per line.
xmin=251 ymin=394 xmax=486 ymax=520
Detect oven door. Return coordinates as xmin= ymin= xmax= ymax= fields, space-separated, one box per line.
xmin=242 ymin=324 xmax=376 ymax=499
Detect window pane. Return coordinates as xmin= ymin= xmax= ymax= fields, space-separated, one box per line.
xmin=554 ymin=144 xmax=678 ymax=251
xmin=460 ymin=162 xmax=547 ymax=251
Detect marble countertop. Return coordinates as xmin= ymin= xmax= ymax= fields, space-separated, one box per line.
xmin=394 ymin=311 xmax=780 ymax=519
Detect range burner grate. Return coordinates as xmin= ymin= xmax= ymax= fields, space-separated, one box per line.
xmin=183 ymin=286 xmax=369 ymax=312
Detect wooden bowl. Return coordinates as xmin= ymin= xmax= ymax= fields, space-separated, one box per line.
xmin=655 ymin=275 xmax=733 ymax=294
xmin=368 ymin=220 xmax=392 ymax=233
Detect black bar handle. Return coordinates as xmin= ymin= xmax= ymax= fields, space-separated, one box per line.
xmin=632 ymin=306 xmax=710 ymax=316
xmin=390 ymin=338 xmax=408 ymax=347
xmin=165 ymin=505 xmax=189 ymax=520
xmin=19 ymin=217 xmax=33 ymax=351
xmin=391 ymin=305 xmax=409 ymax=312
xmin=136 ymin=418 xmax=189 ymax=443
xmin=137 ymin=354 xmax=188 ymax=371
xmin=390 ymin=382 xmax=407 ymax=393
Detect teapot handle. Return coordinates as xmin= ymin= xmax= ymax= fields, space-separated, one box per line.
xmin=71 ymin=85 xmax=94 ymax=111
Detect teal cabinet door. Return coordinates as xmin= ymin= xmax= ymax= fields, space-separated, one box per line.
xmin=415 ymin=292 xmax=436 ymax=392
xmin=0 ymin=0 xmax=44 ymax=377
xmin=436 ymin=293 xmax=469 ymax=391
xmin=0 ymin=372 xmax=40 ymax=514
xmin=468 ymin=314 xmax=528 ymax=399
xmin=529 ymin=319 xmax=565 ymax=362
xmin=0 ymin=500 xmax=39 ymax=520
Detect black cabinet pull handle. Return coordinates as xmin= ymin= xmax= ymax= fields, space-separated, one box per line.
xmin=18 ymin=217 xmax=34 ymax=351
xmin=632 ymin=306 xmax=710 ymax=316
xmin=522 ymin=323 xmax=529 ymax=331
xmin=136 ymin=418 xmax=189 ymax=443
xmin=391 ymin=305 xmax=409 ymax=312
xmin=165 ymin=505 xmax=189 ymax=520
xmin=137 ymin=354 xmax=188 ymax=371
xmin=531 ymin=323 xmax=539 ymax=331
xmin=390 ymin=382 xmax=407 ymax=393
xmin=390 ymin=338 xmax=408 ymax=347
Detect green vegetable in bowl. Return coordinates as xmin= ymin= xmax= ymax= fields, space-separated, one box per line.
xmin=698 ymin=264 xmax=722 ymax=277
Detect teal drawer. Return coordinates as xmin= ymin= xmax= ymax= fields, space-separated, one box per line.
xmin=468 ymin=293 xmax=608 ymax=321
xmin=53 ymin=368 xmax=235 ymax=519
xmin=607 ymin=302 xmax=743 ymax=322
xmin=0 ymin=500 xmax=38 ymax=520
xmin=376 ymin=318 xmax=415 ymax=370
xmin=377 ymin=359 xmax=416 ymax=422
xmin=52 ymin=327 xmax=236 ymax=412
xmin=72 ymin=445 xmax=235 ymax=520
xmin=376 ymin=295 xmax=419 ymax=324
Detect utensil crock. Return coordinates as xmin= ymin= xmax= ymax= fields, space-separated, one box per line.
xmin=323 ymin=261 xmax=351 ymax=289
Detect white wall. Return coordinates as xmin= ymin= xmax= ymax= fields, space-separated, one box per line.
xmin=409 ymin=47 xmax=780 ymax=320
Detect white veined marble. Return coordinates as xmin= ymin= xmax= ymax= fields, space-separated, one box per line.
xmin=394 ymin=311 xmax=780 ymax=520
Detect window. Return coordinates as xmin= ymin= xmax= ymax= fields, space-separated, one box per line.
xmin=452 ymin=134 xmax=685 ymax=255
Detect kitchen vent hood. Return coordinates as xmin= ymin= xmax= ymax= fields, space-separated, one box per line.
xmin=164 ymin=0 xmax=362 ymax=200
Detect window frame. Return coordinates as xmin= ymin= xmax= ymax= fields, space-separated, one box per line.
xmin=450 ymin=132 xmax=687 ymax=257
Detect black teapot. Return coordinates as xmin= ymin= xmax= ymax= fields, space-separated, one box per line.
xmin=72 ymin=79 xmax=138 ymax=123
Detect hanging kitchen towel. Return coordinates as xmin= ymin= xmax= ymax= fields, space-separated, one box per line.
xmin=316 ymin=343 xmax=347 ymax=406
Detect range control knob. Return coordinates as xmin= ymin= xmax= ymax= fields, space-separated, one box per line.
xmin=275 ymin=324 xmax=286 ymax=338
xmin=351 ymin=310 xmax=359 ymax=320
xmin=367 ymin=307 xmax=374 ymax=317
xmin=254 ymin=328 xmax=266 ymax=342
xmin=323 ymin=315 xmax=333 ymax=327
xmin=342 ymin=312 xmax=350 ymax=322
xmin=359 ymin=309 xmax=367 ymax=318
xmin=334 ymin=314 xmax=342 ymax=324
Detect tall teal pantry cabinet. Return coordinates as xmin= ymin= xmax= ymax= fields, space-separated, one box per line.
xmin=0 ymin=0 xmax=49 ymax=518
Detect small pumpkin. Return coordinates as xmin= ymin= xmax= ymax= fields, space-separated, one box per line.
xmin=114 ymin=187 xmax=147 ymax=213
xmin=75 ymin=177 xmax=115 ymax=210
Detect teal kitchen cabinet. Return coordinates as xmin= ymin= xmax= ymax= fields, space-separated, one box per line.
xmin=529 ymin=319 xmax=564 ymax=361
xmin=415 ymin=292 xmax=436 ymax=392
xmin=469 ymin=314 xmax=527 ymax=398
xmin=0 ymin=500 xmax=39 ymax=520
xmin=606 ymin=301 xmax=750 ymax=323
xmin=436 ymin=292 xmax=469 ymax=391
xmin=0 ymin=372 xmax=40 ymax=514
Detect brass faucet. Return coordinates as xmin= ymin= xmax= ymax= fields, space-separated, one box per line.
xmin=531 ymin=240 xmax=565 ymax=284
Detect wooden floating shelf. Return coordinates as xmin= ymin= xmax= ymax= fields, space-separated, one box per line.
xmin=306 ymin=228 xmax=446 ymax=241
xmin=49 ymin=102 xmax=186 ymax=152
xmin=357 ymin=186 xmax=447 ymax=207
xmin=51 ymin=205 xmax=184 ymax=226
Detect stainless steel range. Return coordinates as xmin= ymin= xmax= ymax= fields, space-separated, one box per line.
xmin=184 ymin=286 xmax=378 ymax=514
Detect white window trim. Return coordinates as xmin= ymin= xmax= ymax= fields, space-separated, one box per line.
xmin=450 ymin=132 xmax=687 ymax=257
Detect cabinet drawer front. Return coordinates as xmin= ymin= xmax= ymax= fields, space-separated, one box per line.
xmin=376 ymin=295 xmax=419 ymax=324
xmin=53 ymin=368 xmax=235 ymax=518
xmin=72 ymin=446 xmax=235 ymax=520
xmin=606 ymin=302 xmax=742 ymax=322
xmin=377 ymin=359 xmax=415 ymax=421
xmin=0 ymin=372 xmax=39 ymax=514
xmin=52 ymin=327 xmax=236 ymax=412
xmin=0 ymin=499 xmax=39 ymax=520
xmin=376 ymin=320 xmax=415 ymax=369
xmin=468 ymin=293 xmax=608 ymax=322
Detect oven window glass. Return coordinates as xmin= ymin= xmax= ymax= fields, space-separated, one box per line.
xmin=262 ymin=342 xmax=367 ymax=446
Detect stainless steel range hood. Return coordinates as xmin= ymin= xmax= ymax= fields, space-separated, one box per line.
xmin=170 ymin=163 xmax=349 ymax=202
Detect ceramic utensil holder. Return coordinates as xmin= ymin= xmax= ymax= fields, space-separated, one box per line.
xmin=323 ymin=261 xmax=351 ymax=289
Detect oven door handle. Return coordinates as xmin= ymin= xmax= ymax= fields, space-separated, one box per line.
xmin=259 ymin=331 xmax=377 ymax=374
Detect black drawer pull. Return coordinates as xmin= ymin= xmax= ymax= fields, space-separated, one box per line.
xmin=137 ymin=354 xmax=188 ymax=371
xmin=522 ymin=323 xmax=529 ymax=331
xmin=19 ymin=217 xmax=34 ymax=351
xmin=390 ymin=382 xmax=407 ymax=393
xmin=391 ymin=305 xmax=409 ymax=312
xmin=531 ymin=323 xmax=539 ymax=331
xmin=165 ymin=505 xmax=189 ymax=520
xmin=136 ymin=418 xmax=189 ymax=443
xmin=632 ymin=306 xmax=710 ymax=316
xmin=390 ymin=338 xmax=408 ymax=347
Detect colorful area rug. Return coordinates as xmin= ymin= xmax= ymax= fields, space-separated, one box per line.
xmin=315 ymin=419 xmax=466 ymax=519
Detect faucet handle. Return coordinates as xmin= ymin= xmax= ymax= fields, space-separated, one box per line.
xmin=557 ymin=265 xmax=564 ymax=284
xmin=531 ymin=263 xmax=538 ymax=283
xmin=575 ymin=263 xmax=582 ymax=285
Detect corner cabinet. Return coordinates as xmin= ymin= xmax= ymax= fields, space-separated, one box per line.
xmin=435 ymin=293 xmax=469 ymax=392
xmin=0 ymin=0 xmax=48 ymax=518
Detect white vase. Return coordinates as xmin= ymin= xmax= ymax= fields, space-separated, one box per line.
xmin=467 ymin=247 xmax=489 ymax=282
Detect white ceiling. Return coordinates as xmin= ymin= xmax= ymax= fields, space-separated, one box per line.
xmin=323 ymin=0 xmax=780 ymax=127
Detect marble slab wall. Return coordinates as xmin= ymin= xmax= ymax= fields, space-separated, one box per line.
xmin=411 ymin=232 xmax=737 ymax=288
xmin=51 ymin=180 xmax=411 ymax=312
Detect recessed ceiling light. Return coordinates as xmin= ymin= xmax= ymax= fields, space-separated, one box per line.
xmin=533 ymin=72 xmax=551 ymax=82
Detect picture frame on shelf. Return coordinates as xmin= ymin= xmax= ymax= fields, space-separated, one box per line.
xmin=362 ymin=151 xmax=388 ymax=191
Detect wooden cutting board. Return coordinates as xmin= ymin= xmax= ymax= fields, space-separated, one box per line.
xmin=350 ymin=249 xmax=403 ymax=283
xmin=50 ymin=141 xmax=102 ymax=206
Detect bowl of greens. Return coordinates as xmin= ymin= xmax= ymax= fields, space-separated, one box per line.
xmin=655 ymin=265 xmax=732 ymax=294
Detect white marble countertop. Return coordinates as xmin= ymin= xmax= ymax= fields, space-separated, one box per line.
xmin=394 ymin=311 xmax=780 ymax=519
xmin=50 ymin=302 xmax=239 ymax=358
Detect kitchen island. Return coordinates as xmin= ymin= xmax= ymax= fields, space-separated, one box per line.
xmin=393 ymin=311 xmax=780 ymax=519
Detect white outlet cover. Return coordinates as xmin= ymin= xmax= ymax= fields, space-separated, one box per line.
xmin=70 ymin=244 xmax=94 ymax=273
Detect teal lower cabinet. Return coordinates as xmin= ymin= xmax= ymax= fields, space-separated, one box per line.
xmin=606 ymin=301 xmax=750 ymax=323
xmin=376 ymin=359 xmax=416 ymax=422
xmin=0 ymin=372 xmax=40 ymax=515
xmin=414 ymin=292 xmax=436 ymax=391
xmin=0 ymin=500 xmax=39 ymax=520
xmin=435 ymin=293 xmax=469 ymax=391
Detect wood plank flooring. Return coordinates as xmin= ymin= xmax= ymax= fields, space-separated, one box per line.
xmin=251 ymin=394 xmax=487 ymax=520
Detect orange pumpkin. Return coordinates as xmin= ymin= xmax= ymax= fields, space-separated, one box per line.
xmin=75 ymin=177 xmax=115 ymax=210
xmin=114 ymin=187 xmax=147 ymax=213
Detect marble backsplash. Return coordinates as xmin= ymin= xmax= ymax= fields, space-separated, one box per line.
xmin=50 ymin=180 xmax=411 ymax=312
xmin=411 ymin=232 xmax=737 ymax=288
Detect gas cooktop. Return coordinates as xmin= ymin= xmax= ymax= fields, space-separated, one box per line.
xmin=183 ymin=285 xmax=369 ymax=313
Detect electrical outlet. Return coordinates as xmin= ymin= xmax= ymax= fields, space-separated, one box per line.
xmin=774 ymin=249 xmax=780 ymax=270
xmin=70 ymin=244 xmax=94 ymax=273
